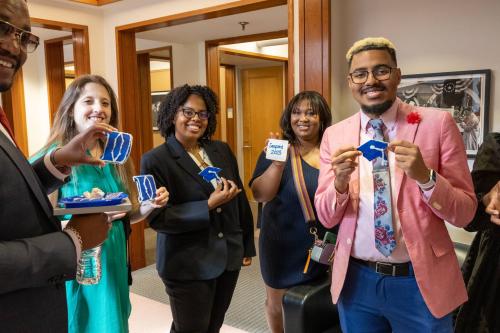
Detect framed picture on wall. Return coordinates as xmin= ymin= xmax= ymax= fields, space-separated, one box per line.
xmin=397 ymin=69 xmax=491 ymax=157
xmin=152 ymin=91 xmax=169 ymax=131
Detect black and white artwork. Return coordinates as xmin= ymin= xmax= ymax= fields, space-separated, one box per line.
xmin=397 ymin=70 xmax=491 ymax=156
xmin=151 ymin=91 xmax=168 ymax=131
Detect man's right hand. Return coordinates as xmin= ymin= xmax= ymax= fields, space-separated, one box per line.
xmin=54 ymin=123 xmax=116 ymax=168
xmin=331 ymin=146 xmax=361 ymax=193
xmin=66 ymin=213 xmax=109 ymax=250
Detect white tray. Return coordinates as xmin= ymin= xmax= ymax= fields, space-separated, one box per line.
xmin=53 ymin=198 xmax=132 ymax=216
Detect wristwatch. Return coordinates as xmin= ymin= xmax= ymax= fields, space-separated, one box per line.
xmin=417 ymin=169 xmax=436 ymax=190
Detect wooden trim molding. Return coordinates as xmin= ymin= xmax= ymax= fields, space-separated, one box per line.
xmin=68 ymin=0 xmax=122 ymax=6
xmin=136 ymin=45 xmax=171 ymax=55
xmin=287 ymin=0 xmax=294 ymax=102
xmin=73 ymin=28 xmax=91 ymax=76
xmin=44 ymin=35 xmax=73 ymax=44
xmin=116 ymin=30 xmax=146 ymax=270
xmin=298 ymin=0 xmax=331 ymax=105
xmin=167 ymin=46 xmax=174 ymax=89
xmin=206 ymin=30 xmax=287 ymax=46
xmin=219 ymin=48 xmax=288 ymax=62
xmin=137 ymin=53 xmax=153 ymax=154
xmin=31 ymin=18 xmax=88 ymax=31
xmin=205 ymin=43 xmax=221 ymax=140
xmin=1 ymin=69 xmax=29 ymax=155
xmin=116 ymin=0 xmax=287 ymax=33
xmin=44 ymin=39 xmax=66 ymax=123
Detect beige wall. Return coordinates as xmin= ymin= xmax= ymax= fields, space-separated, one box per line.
xmin=150 ymin=70 xmax=171 ymax=92
xmin=331 ymin=0 xmax=499 ymax=134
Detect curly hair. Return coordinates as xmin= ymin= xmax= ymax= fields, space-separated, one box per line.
xmin=280 ymin=91 xmax=332 ymax=145
xmin=157 ymin=84 xmax=219 ymax=142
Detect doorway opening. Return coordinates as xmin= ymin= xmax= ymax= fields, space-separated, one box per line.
xmin=115 ymin=0 xmax=291 ymax=270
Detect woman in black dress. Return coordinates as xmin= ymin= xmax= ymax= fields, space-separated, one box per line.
xmin=250 ymin=91 xmax=333 ymax=333
xmin=455 ymin=132 xmax=500 ymax=333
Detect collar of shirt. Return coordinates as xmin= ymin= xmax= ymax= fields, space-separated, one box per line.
xmin=359 ymin=98 xmax=400 ymax=135
xmin=0 ymin=121 xmax=15 ymax=145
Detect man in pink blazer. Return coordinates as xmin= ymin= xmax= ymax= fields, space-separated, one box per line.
xmin=315 ymin=37 xmax=477 ymax=332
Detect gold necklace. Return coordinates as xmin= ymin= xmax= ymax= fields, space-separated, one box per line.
xmin=187 ymin=146 xmax=209 ymax=168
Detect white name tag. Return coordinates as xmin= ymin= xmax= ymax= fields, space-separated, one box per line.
xmin=266 ymin=139 xmax=289 ymax=162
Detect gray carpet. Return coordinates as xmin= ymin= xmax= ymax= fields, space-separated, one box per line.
xmin=131 ymin=253 xmax=268 ymax=333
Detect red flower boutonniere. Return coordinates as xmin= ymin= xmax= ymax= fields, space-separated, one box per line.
xmin=406 ymin=111 xmax=422 ymax=124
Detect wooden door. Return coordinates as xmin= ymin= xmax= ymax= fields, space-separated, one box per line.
xmin=44 ymin=40 xmax=66 ymax=123
xmin=241 ymin=66 xmax=284 ymax=199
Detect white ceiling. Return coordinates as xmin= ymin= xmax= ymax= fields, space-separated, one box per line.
xmin=135 ymin=5 xmax=287 ymax=44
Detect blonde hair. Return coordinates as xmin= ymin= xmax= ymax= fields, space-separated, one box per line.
xmin=36 ymin=74 xmax=139 ymax=209
xmin=346 ymin=37 xmax=397 ymax=66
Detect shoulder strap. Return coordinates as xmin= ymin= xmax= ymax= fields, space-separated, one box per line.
xmin=290 ymin=145 xmax=316 ymax=223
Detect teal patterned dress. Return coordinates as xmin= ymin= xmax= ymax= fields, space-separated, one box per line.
xmin=32 ymin=148 xmax=131 ymax=333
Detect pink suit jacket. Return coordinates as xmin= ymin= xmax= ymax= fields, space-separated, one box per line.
xmin=315 ymin=99 xmax=477 ymax=318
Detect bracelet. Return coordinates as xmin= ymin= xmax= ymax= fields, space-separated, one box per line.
xmin=50 ymin=148 xmax=71 ymax=174
xmin=49 ymin=147 xmax=61 ymax=166
xmin=64 ymin=226 xmax=83 ymax=251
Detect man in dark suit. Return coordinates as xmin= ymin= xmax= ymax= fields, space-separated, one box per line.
xmin=0 ymin=0 xmax=111 ymax=331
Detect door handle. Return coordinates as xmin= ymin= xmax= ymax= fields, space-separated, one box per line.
xmin=243 ymin=145 xmax=252 ymax=148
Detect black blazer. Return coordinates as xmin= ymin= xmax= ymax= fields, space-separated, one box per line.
xmin=0 ymin=131 xmax=76 ymax=332
xmin=141 ymin=136 xmax=256 ymax=280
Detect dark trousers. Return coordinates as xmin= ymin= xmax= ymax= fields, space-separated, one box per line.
xmin=163 ymin=269 xmax=240 ymax=333
xmin=338 ymin=259 xmax=453 ymax=333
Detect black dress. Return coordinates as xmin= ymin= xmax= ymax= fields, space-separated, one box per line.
xmin=455 ymin=133 xmax=500 ymax=333
xmin=250 ymin=152 xmax=333 ymax=289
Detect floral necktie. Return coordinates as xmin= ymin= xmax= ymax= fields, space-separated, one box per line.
xmin=369 ymin=119 xmax=396 ymax=256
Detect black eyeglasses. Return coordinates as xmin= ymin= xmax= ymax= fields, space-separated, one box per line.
xmin=349 ymin=65 xmax=395 ymax=84
xmin=181 ymin=107 xmax=210 ymax=120
xmin=0 ymin=20 xmax=40 ymax=53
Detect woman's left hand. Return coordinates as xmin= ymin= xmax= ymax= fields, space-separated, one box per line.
xmin=106 ymin=211 xmax=127 ymax=223
xmin=242 ymin=257 xmax=252 ymax=266
xmin=483 ymin=181 xmax=500 ymax=225
xmin=151 ymin=186 xmax=169 ymax=208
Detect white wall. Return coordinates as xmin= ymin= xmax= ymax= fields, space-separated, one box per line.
xmin=23 ymin=42 xmax=51 ymax=155
xmin=136 ymin=38 xmax=206 ymax=87
xmin=224 ymin=42 xmax=288 ymax=58
xmin=331 ymin=0 xmax=500 ymax=135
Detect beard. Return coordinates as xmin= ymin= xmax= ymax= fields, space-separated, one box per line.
xmin=360 ymin=99 xmax=394 ymax=117
xmin=0 ymin=78 xmax=14 ymax=92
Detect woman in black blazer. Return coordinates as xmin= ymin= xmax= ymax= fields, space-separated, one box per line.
xmin=141 ymin=85 xmax=256 ymax=333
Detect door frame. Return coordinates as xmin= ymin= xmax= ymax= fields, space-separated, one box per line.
xmin=115 ymin=0 xmax=289 ymax=270
xmin=205 ymin=28 xmax=292 ymax=140
xmin=218 ymin=45 xmax=287 ymax=166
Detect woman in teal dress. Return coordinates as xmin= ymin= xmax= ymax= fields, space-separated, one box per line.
xmin=32 ymin=75 xmax=168 ymax=333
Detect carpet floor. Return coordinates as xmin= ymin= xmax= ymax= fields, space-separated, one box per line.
xmin=131 ymin=253 xmax=268 ymax=333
